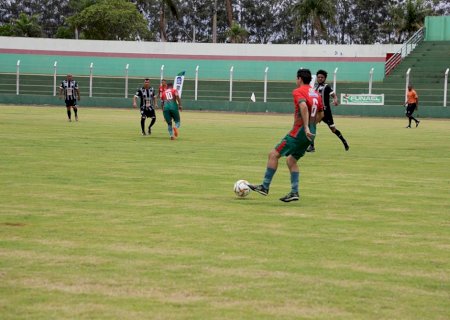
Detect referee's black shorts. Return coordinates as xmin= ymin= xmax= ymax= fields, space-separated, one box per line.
xmin=406 ymin=103 xmax=417 ymax=116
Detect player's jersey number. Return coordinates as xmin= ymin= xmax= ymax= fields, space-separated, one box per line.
xmin=164 ymin=90 xmax=173 ymax=100
xmin=311 ymin=98 xmax=319 ymax=117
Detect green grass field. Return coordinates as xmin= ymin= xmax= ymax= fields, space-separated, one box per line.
xmin=0 ymin=105 xmax=449 ymax=320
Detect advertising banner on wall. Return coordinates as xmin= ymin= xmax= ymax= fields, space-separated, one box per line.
xmin=340 ymin=93 xmax=384 ymax=105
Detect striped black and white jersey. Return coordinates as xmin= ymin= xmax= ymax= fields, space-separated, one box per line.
xmin=135 ymin=87 xmax=156 ymax=109
xmin=314 ymin=83 xmax=334 ymax=110
xmin=60 ymin=80 xmax=79 ymax=100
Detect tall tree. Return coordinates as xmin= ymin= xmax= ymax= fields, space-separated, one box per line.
xmin=134 ymin=0 xmax=180 ymax=41
xmin=0 ymin=24 xmax=14 ymax=36
xmin=225 ymin=21 xmax=248 ymax=43
xmin=269 ymin=0 xmax=299 ymax=44
xmin=293 ymin=0 xmax=335 ymax=43
xmin=2 ymin=0 xmax=450 ymax=43
xmin=333 ymin=0 xmax=355 ymax=44
xmin=0 ymin=0 xmax=62 ymax=37
xmin=400 ymin=0 xmax=432 ymax=38
xmin=66 ymin=0 xmax=96 ymax=39
xmin=427 ymin=0 xmax=450 ymax=15
xmin=158 ymin=0 xmax=180 ymax=41
xmin=212 ymin=0 xmax=234 ymax=43
xmin=70 ymin=0 xmax=150 ymax=40
xmin=238 ymin=0 xmax=285 ymax=43
xmin=225 ymin=0 xmax=233 ymax=27
xmin=11 ymin=13 xmax=42 ymax=37
xmin=380 ymin=4 xmax=401 ymax=43
xmin=37 ymin=0 xmax=70 ymax=37
xmin=212 ymin=0 xmax=218 ymax=42
xmin=350 ymin=0 xmax=396 ymax=44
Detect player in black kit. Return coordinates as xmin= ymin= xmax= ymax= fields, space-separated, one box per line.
xmin=307 ymin=69 xmax=349 ymax=152
xmin=59 ymin=74 xmax=80 ymax=122
xmin=133 ymin=78 xmax=157 ymax=135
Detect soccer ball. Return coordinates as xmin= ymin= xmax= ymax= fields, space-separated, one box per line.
xmin=234 ymin=179 xmax=251 ymax=198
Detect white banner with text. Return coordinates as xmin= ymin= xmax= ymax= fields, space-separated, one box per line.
xmin=340 ymin=94 xmax=384 ymax=105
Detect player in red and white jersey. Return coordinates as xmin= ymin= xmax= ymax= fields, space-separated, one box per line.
xmin=248 ymin=68 xmax=324 ymax=202
xmin=158 ymin=79 xmax=167 ymax=108
xmin=161 ymin=82 xmax=183 ymax=140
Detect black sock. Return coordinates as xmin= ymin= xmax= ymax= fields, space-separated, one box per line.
xmin=67 ymin=110 xmax=71 ymax=119
xmin=334 ymin=129 xmax=347 ymax=144
xmin=73 ymin=107 xmax=78 ymax=117
xmin=408 ymin=117 xmax=412 ymax=126
xmin=141 ymin=119 xmax=146 ymax=133
xmin=149 ymin=118 xmax=156 ymax=128
xmin=410 ymin=116 xmax=418 ymax=123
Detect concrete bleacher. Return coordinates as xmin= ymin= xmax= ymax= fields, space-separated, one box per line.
xmin=379 ymin=41 xmax=450 ymax=106
xmin=326 ymin=41 xmax=450 ymax=107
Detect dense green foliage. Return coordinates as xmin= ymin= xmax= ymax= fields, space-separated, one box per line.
xmin=0 ymin=1 xmax=448 ymax=43
xmin=1 ymin=12 xmax=42 ymax=37
xmin=67 ymin=0 xmax=151 ymax=40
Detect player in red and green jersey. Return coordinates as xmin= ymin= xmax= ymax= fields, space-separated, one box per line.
xmin=161 ymin=82 xmax=183 ymax=140
xmin=248 ymin=68 xmax=324 ymax=202
xmin=158 ymin=79 xmax=167 ymax=108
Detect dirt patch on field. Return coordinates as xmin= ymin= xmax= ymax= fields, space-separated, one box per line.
xmin=1 ymin=222 xmax=26 ymax=227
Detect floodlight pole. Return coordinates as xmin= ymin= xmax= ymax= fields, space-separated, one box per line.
xmin=16 ymin=60 xmax=20 ymax=95
xmin=333 ymin=67 xmax=338 ymax=92
xmin=229 ymin=66 xmax=234 ymax=102
xmin=444 ymin=68 xmax=449 ymax=107
xmin=264 ymin=67 xmax=269 ymax=103
xmin=195 ymin=65 xmax=199 ymax=101
xmin=53 ymin=61 xmax=58 ymax=96
xmin=368 ymin=68 xmax=374 ymax=94
xmin=89 ymin=62 xmax=94 ymax=97
xmin=125 ymin=64 xmax=129 ymax=98
xmin=405 ymin=68 xmax=411 ymax=102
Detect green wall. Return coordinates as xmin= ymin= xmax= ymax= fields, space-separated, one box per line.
xmin=0 ymin=53 xmax=385 ymax=82
xmin=425 ymin=16 xmax=450 ymax=41
xmin=1 ymin=94 xmax=449 ymax=118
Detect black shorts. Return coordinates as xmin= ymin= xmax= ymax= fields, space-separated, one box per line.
xmin=141 ymin=107 xmax=155 ymax=119
xmin=65 ymin=99 xmax=77 ymax=108
xmin=322 ymin=107 xmax=335 ymax=127
xmin=406 ymin=104 xmax=417 ymax=116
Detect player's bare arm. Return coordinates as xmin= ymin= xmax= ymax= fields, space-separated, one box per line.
xmin=299 ymin=101 xmax=314 ymax=140
xmin=331 ymin=92 xmax=338 ymax=106
xmin=177 ymin=96 xmax=183 ymax=111
xmin=316 ymin=110 xmax=324 ymax=123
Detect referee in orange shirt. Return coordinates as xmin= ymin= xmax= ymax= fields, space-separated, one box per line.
xmin=404 ymin=85 xmax=420 ymax=128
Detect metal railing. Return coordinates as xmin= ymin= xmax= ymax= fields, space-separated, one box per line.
xmin=2 ymin=59 xmax=448 ymax=106
xmin=385 ymin=28 xmax=424 ymax=77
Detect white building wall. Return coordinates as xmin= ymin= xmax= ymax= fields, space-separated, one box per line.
xmin=0 ymin=37 xmax=402 ymax=58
